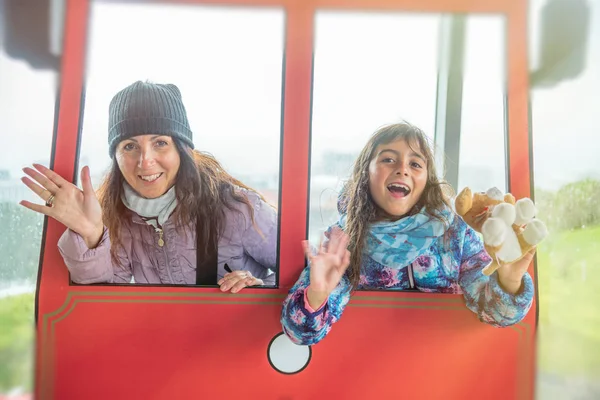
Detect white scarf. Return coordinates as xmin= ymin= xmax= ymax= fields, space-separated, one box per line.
xmin=121 ymin=182 xmax=178 ymax=228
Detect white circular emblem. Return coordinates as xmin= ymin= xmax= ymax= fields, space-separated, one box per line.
xmin=267 ymin=332 xmax=311 ymax=374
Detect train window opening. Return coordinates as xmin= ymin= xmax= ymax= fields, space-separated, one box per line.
xmin=308 ymin=11 xmax=439 ymax=246
xmin=308 ymin=11 xmax=508 ymax=293
xmin=455 ymin=15 xmax=507 ymax=193
xmin=75 ymin=1 xmax=285 ymax=288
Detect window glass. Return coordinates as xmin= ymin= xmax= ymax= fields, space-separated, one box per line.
xmin=309 ymin=11 xmax=440 ymax=243
xmin=78 ymin=2 xmax=285 ymax=286
xmin=458 ymin=15 xmax=506 ymax=193
xmin=81 ymin=3 xmax=284 ymax=206
xmin=308 ymin=12 xmax=507 ymax=244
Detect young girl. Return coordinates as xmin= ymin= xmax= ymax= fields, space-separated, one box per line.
xmin=281 ymin=123 xmax=535 ymax=345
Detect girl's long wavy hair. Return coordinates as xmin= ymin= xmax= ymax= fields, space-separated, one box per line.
xmin=97 ymin=138 xmax=271 ymax=264
xmin=340 ymin=122 xmax=453 ymax=290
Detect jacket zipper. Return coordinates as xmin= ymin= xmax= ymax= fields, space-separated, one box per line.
xmin=154 ymin=227 xmax=165 ymax=247
xmin=154 ymin=226 xmax=173 ymax=284
xmin=407 ymin=263 xmax=415 ymax=289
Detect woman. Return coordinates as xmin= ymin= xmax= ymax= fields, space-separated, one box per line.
xmin=20 ymin=81 xmax=277 ymax=292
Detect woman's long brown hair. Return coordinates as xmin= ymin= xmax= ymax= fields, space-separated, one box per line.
xmin=340 ymin=123 xmax=453 ymax=290
xmin=97 ymin=138 xmax=271 ymax=264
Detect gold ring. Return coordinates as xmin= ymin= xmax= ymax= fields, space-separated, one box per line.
xmin=46 ymin=194 xmax=55 ymax=207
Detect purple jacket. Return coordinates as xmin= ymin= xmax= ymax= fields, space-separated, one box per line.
xmin=58 ymin=189 xmax=278 ymax=285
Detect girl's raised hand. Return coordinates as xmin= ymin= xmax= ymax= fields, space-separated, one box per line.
xmin=302 ymin=226 xmax=351 ymax=309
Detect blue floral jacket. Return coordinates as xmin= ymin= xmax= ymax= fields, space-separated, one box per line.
xmin=281 ymin=215 xmax=534 ymax=345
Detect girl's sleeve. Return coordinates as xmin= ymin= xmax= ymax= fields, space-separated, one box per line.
xmin=280 ymin=265 xmax=351 ymax=345
xmin=457 ymin=223 xmax=534 ymax=327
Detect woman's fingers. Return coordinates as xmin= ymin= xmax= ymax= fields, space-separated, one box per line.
xmin=19 ymin=200 xmax=53 ymax=217
xmin=228 ymin=278 xmax=248 ymax=293
xmin=219 ymin=270 xmax=256 ymax=292
xmin=217 ymin=272 xmax=237 ymax=286
xmin=80 ymin=166 xmax=97 ymax=198
xmin=21 ymin=176 xmax=54 ymax=202
xmin=218 ymin=271 xmax=240 ymax=286
xmin=32 ymin=164 xmax=70 ymax=188
xmin=23 ymin=166 xmax=61 ymax=194
xmin=230 ymin=275 xmax=261 ymax=293
xmin=219 ymin=277 xmax=234 ymax=291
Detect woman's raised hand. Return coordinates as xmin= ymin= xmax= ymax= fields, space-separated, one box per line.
xmin=20 ymin=164 xmax=104 ymax=248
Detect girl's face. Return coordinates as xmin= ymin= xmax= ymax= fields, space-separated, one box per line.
xmin=368 ymin=138 xmax=428 ymax=220
xmin=116 ymin=135 xmax=181 ymax=199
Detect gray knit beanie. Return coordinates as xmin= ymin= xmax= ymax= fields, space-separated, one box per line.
xmin=108 ymin=81 xmax=194 ymax=158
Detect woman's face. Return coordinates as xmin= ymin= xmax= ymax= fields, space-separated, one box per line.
xmin=115 ymin=135 xmax=181 ymax=199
